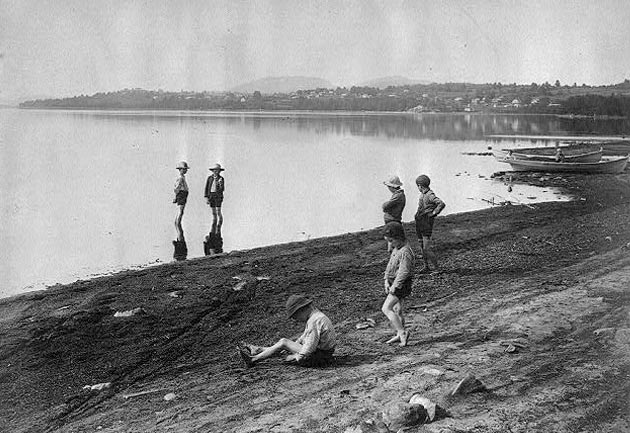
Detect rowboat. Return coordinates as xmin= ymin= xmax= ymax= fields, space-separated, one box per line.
xmin=503 ymin=156 xmax=629 ymax=174
xmin=494 ymin=146 xmax=603 ymax=163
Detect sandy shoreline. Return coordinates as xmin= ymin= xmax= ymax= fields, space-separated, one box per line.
xmin=1 ymin=170 xmax=630 ymax=432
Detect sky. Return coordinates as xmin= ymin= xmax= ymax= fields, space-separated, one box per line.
xmin=1 ymin=0 xmax=630 ymax=101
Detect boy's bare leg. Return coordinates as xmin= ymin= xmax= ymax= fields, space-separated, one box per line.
xmin=251 ymin=338 xmax=303 ymax=362
xmin=175 ymin=206 xmax=185 ymax=241
xmin=395 ymin=299 xmax=405 ymax=327
xmin=397 ymin=299 xmax=410 ymax=346
xmin=211 ymin=207 xmax=219 ymax=234
xmin=382 ymin=294 xmax=405 ymax=343
xmin=418 ymin=237 xmax=428 ymax=271
xmin=216 ymin=207 xmax=223 ymax=233
xmin=422 ymin=236 xmax=438 ymax=270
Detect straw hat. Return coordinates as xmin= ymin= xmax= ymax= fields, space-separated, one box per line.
xmin=383 ymin=175 xmax=403 ymax=188
xmin=209 ymin=163 xmax=225 ymax=172
xmin=176 ymin=161 xmax=189 ymax=170
xmin=285 ymin=295 xmax=313 ymax=318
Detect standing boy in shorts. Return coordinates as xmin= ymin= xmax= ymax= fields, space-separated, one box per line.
xmin=414 ymin=175 xmax=445 ymax=273
xmin=204 ymin=163 xmax=225 ymax=254
xmin=382 ymin=222 xmax=416 ymax=346
xmin=173 ymin=161 xmax=189 ymax=260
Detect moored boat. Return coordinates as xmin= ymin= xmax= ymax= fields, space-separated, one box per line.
xmin=502 ymin=155 xmax=629 ymax=174
xmin=494 ymin=146 xmax=603 ymax=163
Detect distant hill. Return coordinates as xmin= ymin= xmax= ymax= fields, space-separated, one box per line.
xmin=1 ymin=94 xmax=55 ymax=106
xmin=359 ymin=76 xmax=431 ymax=89
xmin=231 ymin=76 xmax=334 ymax=94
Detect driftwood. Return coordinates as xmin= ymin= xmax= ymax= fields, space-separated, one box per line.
xmin=122 ymin=389 xmax=166 ymax=399
xmin=410 ymin=291 xmax=459 ymax=310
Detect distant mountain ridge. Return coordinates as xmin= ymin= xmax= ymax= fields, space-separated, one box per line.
xmin=231 ymin=76 xmax=334 ymax=94
xmin=359 ymin=76 xmax=431 ymax=88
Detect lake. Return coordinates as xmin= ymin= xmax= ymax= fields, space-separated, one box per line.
xmin=1 ymin=109 xmax=626 ymax=298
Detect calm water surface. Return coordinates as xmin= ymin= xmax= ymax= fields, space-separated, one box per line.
xmin=3 ymin=109 xmax=625 ymax=298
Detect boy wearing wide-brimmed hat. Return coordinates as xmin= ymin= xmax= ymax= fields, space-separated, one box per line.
xmin=382 ymin=175 xmax=406 ymax=225
xmin=238 ymin=295 xmax=336 ymax=367
xmin=204 ymin=163 xmax=225 ymax=254
xmin=173 ymin=161 xmax=189 ymax=260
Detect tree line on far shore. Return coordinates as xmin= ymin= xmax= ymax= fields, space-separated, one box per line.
xmin=19 ymin=80 xmax=630 ymax=117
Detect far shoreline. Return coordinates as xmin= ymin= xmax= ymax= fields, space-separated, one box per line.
xmin=9 ymin=106 xmax=628 ymax=121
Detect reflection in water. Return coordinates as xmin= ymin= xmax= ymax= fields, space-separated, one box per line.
xmin=173 ymin=238 xmax=188 ymax=261
xmin=66 ymin=110 xmax=630 ymax=140
xmin=203 ymin=232 xmax=224 ymax=255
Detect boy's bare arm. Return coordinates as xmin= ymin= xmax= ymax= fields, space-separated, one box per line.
xmin=433 ymin=196 xmax=446 ymax=215
xmin=295 ymin=328 xmax=320 ymax=361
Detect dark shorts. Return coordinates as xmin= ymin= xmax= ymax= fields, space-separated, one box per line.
xmin=174 ymin=190 xmax=188 ymax=206
xmin=384 ymin=216 xmax=402 ymax=225
xmin=298 ymin=348 xmax=336 ymax=367
xmin=415 ymin=213 xmax=435 ymax=238
xmin=208 ymin=193 xmax=223 ymax=208
xmin=390 ymin=277 xmax=413 ymax=299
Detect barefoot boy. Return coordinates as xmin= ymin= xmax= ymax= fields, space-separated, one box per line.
xmin=204 ymin=163 xmax=225 ymax=235
xmin=173 ymin=161 xmax=189 ymax=260
xmin=173 ymin=161 xmax=189 ymax=239
xmin=238 ymin=295 xmax=336 ymax=367
xmin=382 ymin=222 xmax=415 ymax=346
xmin=414 ymin=175 xmax=445 ymax=273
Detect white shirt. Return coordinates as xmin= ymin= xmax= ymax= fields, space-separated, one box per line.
xmin=174 ymin=175 xmax=188 ymax=193
xmin=295 ymin=309 xmax=336 ymax=361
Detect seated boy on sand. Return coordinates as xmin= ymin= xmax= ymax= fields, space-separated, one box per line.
xmin=238 ymin=295 xmax=336 ymax=367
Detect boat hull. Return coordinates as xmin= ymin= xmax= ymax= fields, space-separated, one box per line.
xmin=494 ymin=147 xmax=602 ymax=163
xmin=505 ymin=156 xmax=629 ymax=174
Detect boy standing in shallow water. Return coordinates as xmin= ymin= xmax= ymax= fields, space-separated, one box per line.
xmin=382 ymin=222 xmax=415 ymax=346
xmin=382 ymin=175 xmax=406 ymax=225
xmin=204 ymin=163 xmax=225 ymax=254
xmin=172 ymin=161 xmax=189 ymax=260
xmin=238 ymin=295 xmax=337 ymax=368
xmin=414 ymin=175 xmax=445 ymax=273
xmin=173 ymin=161 xmax=189 ymax=239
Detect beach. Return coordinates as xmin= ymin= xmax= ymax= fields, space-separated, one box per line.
xmin=1 ymin=170 xmax=629 ymax=432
